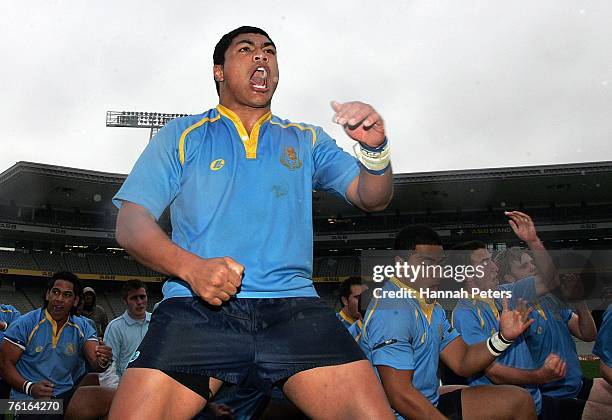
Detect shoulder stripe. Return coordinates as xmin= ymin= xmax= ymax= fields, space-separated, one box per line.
xmin=269 ymin=120 xmax=317 ymax=145
xmin=361 ymin=297 xmax=381 ymax=339
xmin=4 ymin=337 xmax=25 ymax=351
xmin=26 ymin=318 xmax=47 ymax=347
xmin=178 ymin=115 xmax=221 ymax=165
xmin=68 ymin=321 xmax=85 ymax=339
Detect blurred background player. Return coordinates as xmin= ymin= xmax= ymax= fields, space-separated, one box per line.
xmin=450 ymin=239 xmax=589 ymax=419
xmin=336 ymin=276 xmax=367 ymax=339
xmin=81 ymin=286 xmax=109 ymax=338
xmin=359 ymin=225 xmax=537 ymax=419
xmin=103 ymin=279 xmax=151 ymax=383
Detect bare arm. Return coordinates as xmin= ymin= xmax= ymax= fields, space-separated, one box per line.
xmin=600 ymin=361 xmax=612 ymax=386
xmin=82 ymin=340 xmax=113 ymax=373
xmin=506 ymin=211 xmax=559 ymax=296
xmin=346 ymin=170 xmax=393 ymax=212
xmin=567 ymin=309 xmax=597 ymax=342
xmin=116 ymin=202 xmax=243 ymax=305
xmin=485 ymin=353 xmax=566 ymax=385
xmin=377 ymin=366 xmax=445 ymax=420
xmin=0 ymin=340 xmax=54 ymax=399
xmin=441 ymin=337 xmax=496 ymax=377
xmin=443 ymin=299 xmax=534 ymax=377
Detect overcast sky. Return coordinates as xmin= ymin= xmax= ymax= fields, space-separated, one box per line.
xmin=1 ymin=1 xmax=610 ymax=175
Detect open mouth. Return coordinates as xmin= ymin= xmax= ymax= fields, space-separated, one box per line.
xmin=250 ymin=66 xmax=268 ymax=90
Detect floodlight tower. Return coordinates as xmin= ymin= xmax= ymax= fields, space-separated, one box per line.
xmin=106 ymin=111 xmax=189 ymax=140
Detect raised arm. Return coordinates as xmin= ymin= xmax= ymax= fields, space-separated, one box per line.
xmin=506 ymin=211 xmax=558 ymax=295
xmin=331 ymin=101 xmax=393 ymax=212
xmin=485 ymin=353 xmax=566 ymax=385
xmin=116 ymin=201 xmax=243 ymax=306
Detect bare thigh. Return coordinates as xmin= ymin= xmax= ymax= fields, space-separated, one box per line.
xmin=460 ymin=385 xmax=536 ymax=420
xmin=283 ymin=360 xmax=395 ymax=420
xmin=108 ymin=368 xmax=223 ymax=420
xmin=582 ymin=378 xmax=612 ymax=420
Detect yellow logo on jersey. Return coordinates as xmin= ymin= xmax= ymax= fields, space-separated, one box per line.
xmin=210 ymin=159 xmax=225 ymax=171
xmin=280 ymin=146 xmax=302 ymax=170
xmin=35 ymin=346 xmax=43 ymax=353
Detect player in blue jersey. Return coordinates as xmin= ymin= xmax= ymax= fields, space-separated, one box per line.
xmin=360 ymin=225 xmax=538 ymax=419
xmin=0 ymin=303 xmax=21 ymax=398
xmin=336 ymin=276 xmax=367 ymax=339
xmin=109 ymin=26 xmax=395 ymax=419
xmin=450 ymin=239 xmax=602 ymax=419
xmin=494 ymin=213 xmax=604 ymax=405
xmin=585 ymin=300 xmax=612 ymax=419
xmin=0 ymin=272 xmax=114 ymax=419
xmin=594 ymin=305 xmax=612 ymax=385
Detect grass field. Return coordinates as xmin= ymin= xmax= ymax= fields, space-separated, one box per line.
xmin=581 ymin=359 xmax=601 ymax=379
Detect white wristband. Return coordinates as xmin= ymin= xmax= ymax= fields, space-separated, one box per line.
xmin=353 ymin=139 xmax=390 ymax=175
xmin=486 ymin=332 xmax=513 ymax=357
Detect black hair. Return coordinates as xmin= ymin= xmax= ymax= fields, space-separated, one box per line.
xmin=393 ymin=225 xmax=442 ymax=251
xmin=44 ymin=271 xmax=83 ymax=315
xmin=122 ymin=279 xmax=148 ymax=301
xmin=212 ymin=26 xmax=274 ymax=95
xmin=448 ymin=240 xmax=488 ymax=267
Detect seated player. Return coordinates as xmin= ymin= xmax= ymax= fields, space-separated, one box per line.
xmin=360 ymin=225 xmax=537 ymax=419
xmin=588 ymin=303 xmax=612 ymax=418
xmin=0 ymin=272 xmax=114 ymax=419
xmin=0 ymin=303 xmax=21 ymax=398
xmin=451 ymin=240 xmax=593 ymax=419
xmin=495 ymin=212 xmax=606 ymax=418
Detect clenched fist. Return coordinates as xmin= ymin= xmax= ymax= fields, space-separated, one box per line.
xmin=183 ymin=257 xmax=244 ymax=306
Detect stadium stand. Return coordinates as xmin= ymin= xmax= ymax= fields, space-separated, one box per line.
xmin=32 ymin=250 xmax=64 ymax=272
xmin=63 ymin=252 xmax=91 ymax=274
xmin=0 ymin=250 xmax=37 ymax=270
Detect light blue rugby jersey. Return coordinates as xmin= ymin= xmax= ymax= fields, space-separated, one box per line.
xmin=500 ymin=277 xmax=582 ymax=398
xmin=4 ymin=308 xmax=97 ymax=399
xmin=452 ymin=297 xmax=542 ymax=414
xmin=113 ymin=105 xmax=360 ymax=299
xmin=359 ymin=278 xmax=459 ymax=417
xmin=593 ymin=304 xmax=612 ymax=367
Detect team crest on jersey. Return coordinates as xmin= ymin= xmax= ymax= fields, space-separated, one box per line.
xmin=65 ymin=343 xmax=75 ymax=356
xmin=536 ymin=326 xmax=543 ymax=335
xmin=35 ymin=346 xmax=43 ymax=353
xmin=280 ymin=146 xmax=302 ymax=170
xmin=210 ymin=159 xmax=225 ymax=171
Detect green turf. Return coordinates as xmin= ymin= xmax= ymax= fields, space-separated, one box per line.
xmin=581 ymin=359 xmax=601 ymax=379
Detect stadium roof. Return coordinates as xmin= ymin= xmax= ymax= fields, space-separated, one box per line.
xmin=2 ymin=160 xmax=612 ymax=216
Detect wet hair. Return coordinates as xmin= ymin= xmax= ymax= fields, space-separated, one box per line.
xmin=393 ymin=225 xmax=442 ymax=251
xmin=213 ymin=26 xmax=275 ymax=95
xmin=494 ymin=246 xmax=526 ymax=281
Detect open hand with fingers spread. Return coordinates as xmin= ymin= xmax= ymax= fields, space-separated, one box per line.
xmin=499 ymin=298 xmax=535 ymax=341
xmin=183 ymin=257 xmax=244 ymax=306
xmin=505 ymin=211 xmax=539 ymax=244
xmin=331 ymin=101 xmax=385 ymax=148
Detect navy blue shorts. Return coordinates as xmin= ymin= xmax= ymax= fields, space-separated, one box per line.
xmin=128 ymin=297 xmax=365 ymax=395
